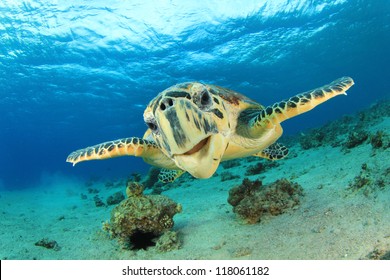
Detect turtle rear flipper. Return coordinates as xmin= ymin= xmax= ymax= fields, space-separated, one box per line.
xmin=237 ymin=77 xmax=354 ymax=138
xmin=66 ymin=137 xmax=163 ymax=166
xmin=254 ymin=142 xmax=289 ymax=160
xmin=158 ymin=169 xmax=186 ymax=183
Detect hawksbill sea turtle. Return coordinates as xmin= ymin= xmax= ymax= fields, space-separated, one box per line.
xmin=66 ymin=77 xmax=354 ymax=182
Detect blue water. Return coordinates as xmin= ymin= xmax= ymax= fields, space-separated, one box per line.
xmin=0 ymin=0 xmax=389 ymax=189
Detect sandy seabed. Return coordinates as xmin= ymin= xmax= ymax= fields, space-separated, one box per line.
xmin=0 ymin=117 xmax=389 ymax=260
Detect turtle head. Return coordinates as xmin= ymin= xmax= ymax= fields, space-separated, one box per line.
xmin=144 ymin=82 xmax=230 ymax=178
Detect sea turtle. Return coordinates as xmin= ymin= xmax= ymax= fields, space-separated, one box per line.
xmin=67 ymin=77 xmax=354 ymax=182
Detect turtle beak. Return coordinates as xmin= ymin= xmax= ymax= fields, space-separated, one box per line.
xmin=155 ymin=99 xmax=227 ymax=178
xmin=173 ymin=133 xmax=227 ymax=178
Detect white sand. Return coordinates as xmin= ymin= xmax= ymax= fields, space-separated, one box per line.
xmin=0 ymin=117 xmax=389 ymax=260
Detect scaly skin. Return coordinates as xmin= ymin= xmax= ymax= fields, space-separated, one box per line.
xmin=66 ymin=77 xmax=354 ymax=181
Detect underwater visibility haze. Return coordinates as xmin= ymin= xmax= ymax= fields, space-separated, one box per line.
xmin=1 ymin=0 xmax=389 ymax=188
xmin=1 ymin=0 xmax=390 ymax=261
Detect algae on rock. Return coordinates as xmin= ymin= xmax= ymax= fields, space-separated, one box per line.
xmin=228 ymin=178 xmax=304 ymax=224
xmin=103 ymin=181 xmax=182 ymax=251
xmin=347 ymin=163 xmax=389 ymax=197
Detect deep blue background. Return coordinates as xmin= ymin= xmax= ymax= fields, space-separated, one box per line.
xmin=0 ymin=0 xmax=389 ymax=188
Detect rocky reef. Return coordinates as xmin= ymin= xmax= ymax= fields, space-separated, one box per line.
xmin=245 ymin=161 xmax=279 ymax=176
xmin=295 ymin=99 xmax=390 ymax=150
xmin=370 ymin=130 xmax=390 ymax=150
xmin=228 ymin=178 xmax=304 ymax=224
xmin=103 ymin=181 xmax=182 ymax=251
xmin=347 ymin=163 xmax=389 ymax=197
xmin=364 ymin=248 xmax=390 ymax=260
xmin=106 ymin=191 xmax=125 ymax=206
xmin=220 ymin=171 xmax=240 ymax=182
xmin=344 ymin=130 xmax=369 ymax=149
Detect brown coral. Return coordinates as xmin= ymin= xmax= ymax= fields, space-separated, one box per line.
xmin=155 ymin=231 xmax=181 ymax=252
xmin=228 ymin=178 xmax=304 ymax=224
xmin=106 ymin=191 xmax=125 ymax=205
xmin=347 ymin=163 xmax=389 ymax=196
xmin=227 ymin=178 xmax=262 ymax=206
xmin=370 ymin=130 xmax=389 ymax=149
xmin=365 ymin=248 xmax=390 ymax=260
xmin=291 ymin=100 xmax=390 ymax=151
xmin=126 ymin=181 xmax=144 ymax=197
xmin=244 ymin=161 xmax=278 ymax=176
xmin=104 ymin=182 xmax=181 ymax=249
xmin=220 ymin=171 xmax=240 ymax=182
xmin=299 ymin=129 xmax=327 ymax=149
xmin=344 ymin=130 xmax=368 ymax=149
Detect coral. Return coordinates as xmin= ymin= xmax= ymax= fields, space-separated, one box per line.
xmin=221 ymin=159 xmax=241 ymax=169
xmin=245 ymin=161 xmax=278 ymax=176
xmin=344 ymin=130 xmax=368 ymax=149
xmin=245 ymin=162 xmax=266 ymax=175
xmin=228 ymin=178 xmax=262 ymax=206
xmin=126 ymin=181 xmax=144 ymax=197
xmin=299 ymin=129 xmax=327 ymax=149
xmin=365 ymin=248 xmax=390 ymax=260
xmin=293 ymin=99 xmax=389 ymax=150
xmin=347 ymin=163 xmax=389 ymax=196
xmin=130 ymin=172 xmax=142 ymax=182
xmin=93 ymin=195 xmax=105 ymax=207
xmin=348 ymin=163 xmax=371 ymax=191
xmin=34 ymin=238 xmax=61 ymax=251
xmin=106 ymin=191 xmax=125 ymax=206
xmin=155 ymin=231 xmax=181 ymax=252
xmin=370 ymin=131 xmax=384 ymax=148
xmin=220 ymin=171 xmax=240 ymax=182
xmin=103 ymin=182 xmax=182 ymax=249
xmin=370 ymin=130 xmax=389 ymax=149
xmin=228 ymin=178 xmax=304 ymax=224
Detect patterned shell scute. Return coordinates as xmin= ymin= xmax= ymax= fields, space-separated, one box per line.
xmin=208 ymin=84 xmax=262 ymax=109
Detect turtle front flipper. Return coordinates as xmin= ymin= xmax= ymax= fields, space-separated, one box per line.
xmin=237 ymin=77 xmax=354 ymax=139
xmin=254 ymin=142 xmax=289 ymax=160
xmin=158 ymin=169 xmax=186 ymax=183
xmin=66 ymin=137 xmax=168 ymax=167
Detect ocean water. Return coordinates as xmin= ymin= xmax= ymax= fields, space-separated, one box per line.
xmin=1 ymin=1 xmax=390 ymax=263
xmin=0 ymin=0 xmax=389 ymax=189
